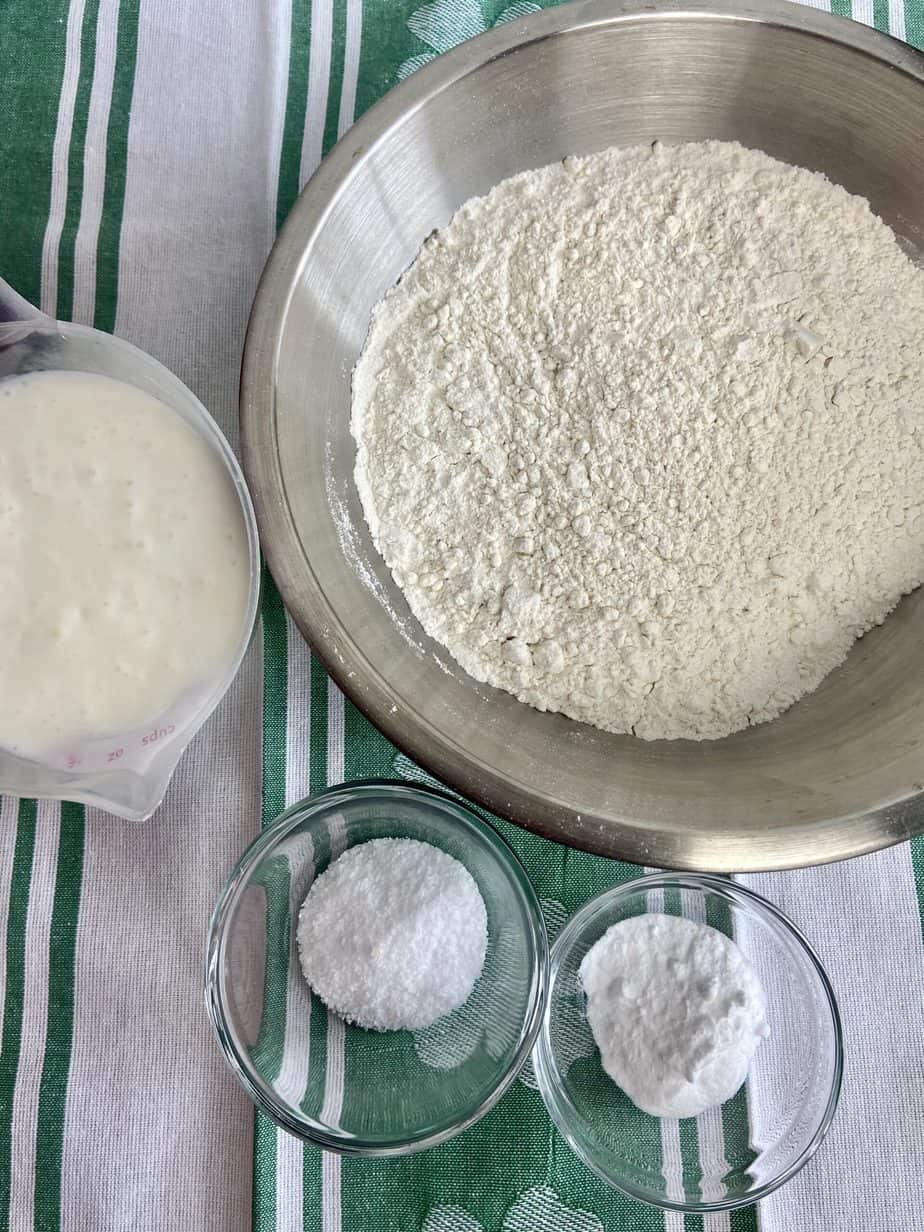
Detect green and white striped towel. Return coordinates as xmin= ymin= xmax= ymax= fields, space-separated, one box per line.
xmin=1 ymin=1 xmax=923 ymax=1229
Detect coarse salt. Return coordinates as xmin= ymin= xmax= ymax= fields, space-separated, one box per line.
xmin=296 ymin=837 xmax=488 ymax=1031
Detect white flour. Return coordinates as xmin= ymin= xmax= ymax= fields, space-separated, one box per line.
xmin=352 ymin=140 xmax=924 ymax=740
xmin=579 ymin=913 xmax=769 ymax=1118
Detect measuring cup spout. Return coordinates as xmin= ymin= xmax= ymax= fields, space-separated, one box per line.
xmin=0 ymin=747 xmax=186 ymax=821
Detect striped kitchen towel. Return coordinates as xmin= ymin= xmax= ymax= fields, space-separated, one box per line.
xmin=1 ymin=1 xmax=923 ymax=1230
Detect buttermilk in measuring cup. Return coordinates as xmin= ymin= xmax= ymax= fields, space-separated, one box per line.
xmin=0 ymin=371 xmax=250 ymax=763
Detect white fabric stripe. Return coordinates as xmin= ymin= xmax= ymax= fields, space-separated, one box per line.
xmin=888 ymin=0 xmax=907 ymax=39
xmin=702 ymin=1215 xmax=732 ymax=1232
xmin=853 ymin=0 xmax=875 ymax=25
xmin=274 ymin=998 xmax=308 ymax=1232
xmin=0 ymin=794 xmax=21 ymax=1045
xmin=742 ymin=847 xmax=924 ymax=1232
xmin=659 ymin=1129 xmax=685 ymax=1225
xmin=267 ymin=0 xmax=294 ymax=234
xmin=39 ymin=0 xmax=86 ymax=317
xmin=337 ymin=0 xmax=363 ymax=139
xmin=71 ymin=0 xmax=120 ymax=325
xmin=275 ymin=1135 xmax=304 ymax=1232
xmin=300 ymin=0 xmax=334 ymax=186
xmin=111 ymin=6 xmax=289 ymax=449
xmin=8 ymin=802 xmax=60 ymax=1232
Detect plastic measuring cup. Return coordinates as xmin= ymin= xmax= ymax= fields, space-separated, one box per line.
xmin=0 ymin=277 xmax=261 ymax=820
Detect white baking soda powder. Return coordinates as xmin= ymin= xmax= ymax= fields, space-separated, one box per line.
xmin=579 ymin=913 xmax=769 ymax=1118
xmin=296 ymin=838 xmax=488 ymax=1031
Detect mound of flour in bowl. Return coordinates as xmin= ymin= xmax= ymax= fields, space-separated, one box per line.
xmin=352 ymin=140 xmax=924 ymax=741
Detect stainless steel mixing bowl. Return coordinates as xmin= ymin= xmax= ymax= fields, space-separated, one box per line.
xmin=241 ymin=0 xmax=924 ymax=871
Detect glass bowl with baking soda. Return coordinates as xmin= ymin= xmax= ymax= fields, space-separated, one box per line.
xmin=206 ymin=780 xmax=548 ymax=1154
xmin=534 ymin=873 xmax=843 ymax=1212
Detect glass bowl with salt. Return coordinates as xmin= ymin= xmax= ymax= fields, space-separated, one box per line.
xmin=206 ymin=780 xmax=548 ymax=1154
xmin=533 ymin=873 xmax=843 ymax=1212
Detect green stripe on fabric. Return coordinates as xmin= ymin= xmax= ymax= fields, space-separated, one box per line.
xmin=873 ymin=0 xmax=890 ymax=32
xmin=830 ymin=0 xmax=852 ymax=16
xmin=0 ymin=0 xmax=71 ymax=306
xmin=277 ymin=0 xmax=313 ymax=230
xmin=94 ymin=0 xmax=141 ymax=334
xmin=680 ymin=1204 xmax=704 ymax=1230
xmin=662 ymin=887 xmax=683 ymax=917
xmin=910 ymin=837 xmax=924 ymax=946
xmin=0 ymin=801 xmax=38 ymax=1225
xmin=344 ymin=696 xmax=396 ymax=777
xmin=308 ymin=657 xmax=329 ymax=796
xmin=907 ymin=2 xmax=924 ymax=48
xmin=56 ymin=0 xmax=102 ymax=321
xmin=253 ymin=1114 xmax=278 ymax=1232
xmin=33 ymin=804 xmax=86 ymax=1232
xmin=253 ymin=571 xmax=290 ymax=1230
xmin=322 ymin=0 xmax=349 ymax=155
xmin=353 ymin=0 xmax=436 ymax=121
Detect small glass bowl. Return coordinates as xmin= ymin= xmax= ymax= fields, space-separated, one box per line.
xmin=534 ymin=873 xmax=842 ymax=1212
xmin=206 ymin=780 xmax=548 ymax=1155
